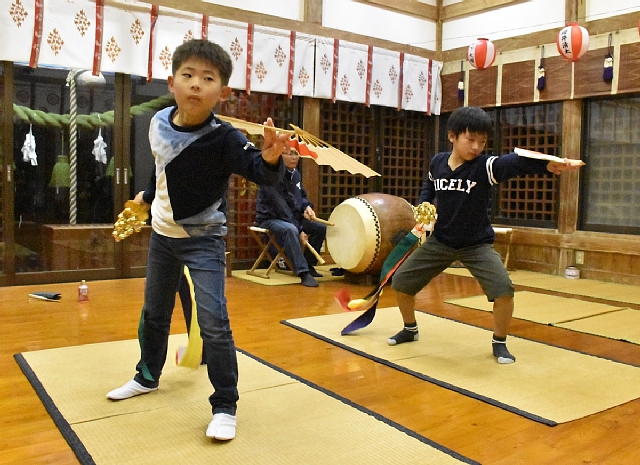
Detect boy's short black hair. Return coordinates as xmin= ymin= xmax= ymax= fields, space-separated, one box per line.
xmin=171 ymin=39 xmax=233 ymax=86
xmin=447 ymin=106 xmax=493 ymax=137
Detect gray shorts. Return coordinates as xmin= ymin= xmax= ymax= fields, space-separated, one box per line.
xmin=391 ymin=235 xmax=514 ymax=302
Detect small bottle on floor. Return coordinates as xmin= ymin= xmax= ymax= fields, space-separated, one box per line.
xmin=78 ymin=280 xmax=89 ymax=302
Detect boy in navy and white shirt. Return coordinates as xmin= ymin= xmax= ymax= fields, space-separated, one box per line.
xmin=389 ymin=106 xmax=581 ymax=364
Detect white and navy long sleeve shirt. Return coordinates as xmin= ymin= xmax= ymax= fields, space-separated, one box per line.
xmin=143 ymin=106 xmax=283 ymax=238
xmin=418 ymin=152 xmax=550 ymax=249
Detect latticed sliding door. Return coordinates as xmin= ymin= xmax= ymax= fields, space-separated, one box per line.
xmin=494 ymin=104 xmax=562 ymax=226
xmin=317 ymin=101 xmax=377 ymax=218
xmin=318 ymin=100 xmax=434 ymax=216
xmin=379 ymin=107 xmax=432 ymax=205
xmin=219 ymin=92 xmax=294 ymax=270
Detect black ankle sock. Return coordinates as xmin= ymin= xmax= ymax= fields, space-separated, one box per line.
xmin=388 ymin=323 xmax=419 ymax=346
xmin=492 ymin=335 xmax=515 ymax=363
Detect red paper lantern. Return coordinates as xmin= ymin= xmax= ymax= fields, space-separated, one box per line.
xmin=468 ymin=38 xmax=496 ymax=69
xmin=556 ymin=23 xmax=589 ymax=62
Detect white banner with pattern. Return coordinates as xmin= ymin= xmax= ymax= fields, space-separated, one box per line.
xmin=370 ymin=47 xmax=401 ymax=108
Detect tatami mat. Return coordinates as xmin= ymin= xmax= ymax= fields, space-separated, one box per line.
xmin=231 ymin=264 xmax=343 ymax=286
xmin=556 ymin=309 xmax=640 ymax=345
xmin=443 ymin=268 xmax=640 ymax=305
xmin=284 ymin=308 xmax=640 ymax=425
xmin=16 ymin=334 xmax=476 ymax=465
xmin=446 ymin=291 xmax=627 ymax=325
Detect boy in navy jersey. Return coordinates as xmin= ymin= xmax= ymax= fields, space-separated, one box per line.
xmin=106 ymin=40 xmax=289 ymax=440
xmin=389 ymin=106 xmax=580 ymax=364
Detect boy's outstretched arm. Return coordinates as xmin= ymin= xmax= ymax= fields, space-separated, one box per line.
xmin=261 ymin=117 xmax=290 ymax=165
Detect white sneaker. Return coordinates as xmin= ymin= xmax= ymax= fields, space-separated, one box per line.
xmin=106 ymin=380 xmax=158 ymax=400
xmin=206 ymin=413 xmax=237 ymax=440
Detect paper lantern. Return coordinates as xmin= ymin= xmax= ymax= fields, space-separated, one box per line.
xmin=556 ymin=23 xmax=589 ymax=62
xmin=468 ymin=38 xmax=496 ymax=69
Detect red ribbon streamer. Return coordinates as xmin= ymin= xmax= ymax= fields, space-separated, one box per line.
xmin=426 ymin=58 xmax=432 ymax=115
xmin=93 ymin=0 xmax=104 ymax=76
xmin=29 ymin=0 xmax=44 ymax=68
xmin=397 ymin=52 xmax=404 ymax=111
xmin=287 ymin=31 xmax=295 ymax=99
xmin=201 ymin=15 xmax=208 ymax=40
xmin=331 ymin=39 xmax=339 ymax=103
xmin=147 ymin=5 xmax=159 ymax=82
xmin=365 ymin=45 xmax=373 ymax=107
xmin=246 ymin=24 xmax=254 ymax=95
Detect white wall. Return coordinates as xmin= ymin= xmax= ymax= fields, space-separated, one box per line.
xmin=586 ymin=0 xmax=640 ymax=21
xmin=200 ymin=0 xmax=640 ymax=53
xmin=322 ymin=0 xmax=436 ymax=50
xmin=202 ymin=0 xmax=437 ymax=50
xmin=202 ymin=0 xmax=304 ymax=21
xmin=442 ymin=0 xmax=564 ymax=51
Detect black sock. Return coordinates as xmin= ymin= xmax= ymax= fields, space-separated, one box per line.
xmin=492 ymin=334 xmax=515 ymax=363
xmin=388 ymin=322 xmax=419 ymax=346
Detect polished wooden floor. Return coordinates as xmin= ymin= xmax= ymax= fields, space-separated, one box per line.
xmin=2 ymin=270 xmax=640 ymax=465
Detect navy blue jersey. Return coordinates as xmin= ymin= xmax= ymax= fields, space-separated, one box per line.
xmin=418 ymin=152 xmax=549 ymax=248
xmin=144 ymin=106 xmax=283 ymax=238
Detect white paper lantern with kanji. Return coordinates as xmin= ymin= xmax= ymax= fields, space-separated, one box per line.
xmin=556 ymin=23 xmax=589 ymax=62
xmin=468 ymin=38 xmax=496 ymax=70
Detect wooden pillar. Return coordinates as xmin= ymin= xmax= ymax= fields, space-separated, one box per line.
xmin=301 ymin=98 xmax=321 ymax=210
xmin=557 ymin=99 xmax=582 ymax=272
xmin=304 ymin=0 xmax=323 ymax=25
xmin=565 ymin=0 xmax=586 ymax=24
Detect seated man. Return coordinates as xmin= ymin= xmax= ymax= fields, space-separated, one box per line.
xmin=255 ymin=147 xmax=327 ymax=287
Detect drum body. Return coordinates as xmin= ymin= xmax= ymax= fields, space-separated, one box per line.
xmin=326 ymin=193 xmax=415 ymax=275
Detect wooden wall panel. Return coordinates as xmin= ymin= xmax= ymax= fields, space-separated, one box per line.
xmin=440 ymin=72 xmax=464 ymax=113
xmin=501 ymin=61 xmax=535 ymax=106
xmin=574 ymin=47 xmax=613 ymax=98
xmin=468 ymin=66 xmax=497 ymax=107
xmin=618 ymin=42 xmax=640 ymax=93
xmin=538 ymin=56 xmax=572 ymax=102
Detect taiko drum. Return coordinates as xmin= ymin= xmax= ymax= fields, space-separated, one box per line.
xmin=326 ymin=193 xmax=416 ymax=275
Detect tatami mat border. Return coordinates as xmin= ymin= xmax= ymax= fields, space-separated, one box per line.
xmin=14 ymin=353 xmax=97 ymax=465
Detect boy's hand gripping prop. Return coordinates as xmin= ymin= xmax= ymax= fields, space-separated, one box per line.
xmin=112 ymin=201 xmax=149 ymax=242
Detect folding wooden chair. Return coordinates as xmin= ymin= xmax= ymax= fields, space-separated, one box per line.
xmin=246 ymin=226 xmax=295 ymax=279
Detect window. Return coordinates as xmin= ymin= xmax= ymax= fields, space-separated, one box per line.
xmin=581 ymin=97 xmax=640 ymax=234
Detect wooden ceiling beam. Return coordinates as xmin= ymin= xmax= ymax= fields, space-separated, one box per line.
xmin=441 ymin=0 xmax=527 ymax=21
xmin=354 ymin=0 xmax=438 ymax=21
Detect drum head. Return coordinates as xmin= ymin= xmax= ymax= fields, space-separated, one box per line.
xmin=326 ymin=198 xmax=378 ymax=273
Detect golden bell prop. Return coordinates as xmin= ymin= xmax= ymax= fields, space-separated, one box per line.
xmin=412 ymin=202 xmax=437 ymax=224
xmin=112 ymin=201 xmax=149 ymax=242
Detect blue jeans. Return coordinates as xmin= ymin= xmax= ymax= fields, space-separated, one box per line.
xmin=259 ymin=218 xmax=326 ymax=275
xmin=134 ymin=231 xmax=238 ymax=416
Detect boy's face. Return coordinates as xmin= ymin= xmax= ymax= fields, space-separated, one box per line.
xmin=449 ymin=129 xmax=487 ymax=162
xmin=167 ymin=57 xmax=231 ymax=125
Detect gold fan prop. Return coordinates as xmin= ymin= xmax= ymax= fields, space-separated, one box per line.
xmin=112 ymin=201 xmax=149 ymax=242
xmin=217 ymin=115 xmax=380 ymax=178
